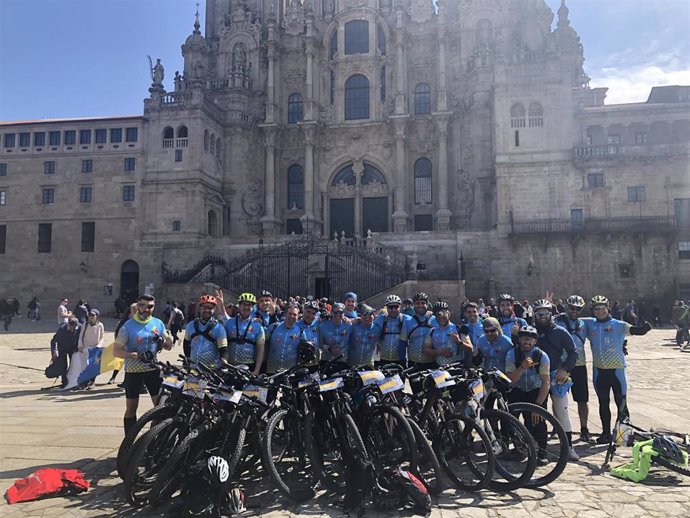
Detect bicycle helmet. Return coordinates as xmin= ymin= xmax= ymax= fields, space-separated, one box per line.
xmin=302 ymin=300 xmax=320 ymax=312
xmin=207 ymin=456 xmax=229 ymax=484
xmin=498 ymin=293 xmax=514 ymax=303
xmin=518 ymin=325 xmax=539 ymax=338
xmin=258 ymin=290 xmax=273 ymax=299
xmin=412 ymin=292 xmax=429 ymax=302
xmin=227 ymin=487 xmax=246 ymax=514
xmin=385 ymin=294 xmax=402 ymax=307
xmin=393 ymin=467 xmax=432 ymax=513
xmin=591 ymin=295 xmax=609 ymax=307
xmin=433 ymin=301 xmax=450 ymax=313
xmin=197 ymin=294 xmax=217 ymax=307
xmin=566 ymin=295 xmax=586 ymax=308
xmin=533 ymin=299 xmax=553 ymax=311
xmin=297 ymin=340 xmax=316 ymax=364
xmin=652 ymin=436 xmax=686 ymax=465
xmin=237 ymin=292 xmax=256 ymax=304
xmin=359 ymin=304 xmax=376 ymax=316
xmin=371 ymin=474 xmax=404 ymax=511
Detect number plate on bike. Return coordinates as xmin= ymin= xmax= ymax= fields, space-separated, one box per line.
xmin=213 ymin=390 xmax=242 ymax=404
xmin=318 ymin=377 xmax=344 ymax=392
xmin=378 ymin=374 xmax=404 ymax=394
xmin=431 ymin=370 xmax=456 ymax=388
xmin=359 ymin=370 xmax=385 ymax=386
xmin=162 ymin=376 xmax=184 ymax=389
xmin=470 ymin=379 xmax=484 ymax=400
xmin=242 ymin=385 xmax=268 ymax=404
xmin=495 ymin=370 xmax=512 ymax=384
xmin=298 ymin=372 xmax=320 ymax=388
xmin=183 ymin=379 xmax=207 ymax=398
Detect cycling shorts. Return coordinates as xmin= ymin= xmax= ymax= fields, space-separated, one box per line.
xmin=124 ymin=370 xmax=162 ymax=399
xmin=570 ymin=365 xmax=589 ymax=403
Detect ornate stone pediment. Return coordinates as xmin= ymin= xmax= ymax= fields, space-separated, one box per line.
xmin=408 ymin=0 xmax=434 ymax=24
xmin=282 ymin=0 xmax=306 ymax=36
xmin=331 ymin=182 xmax=355 ymax=198
xmin=362 ymin=181 xmax=389 ymax=195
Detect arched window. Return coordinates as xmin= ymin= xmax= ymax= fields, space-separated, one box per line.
xmin=414 ymin=83 xmax=431 ymax=115
xmin=177 ymin=125 xmax=188 ymax=138
xmin=345 ymin=74 xmax=370 ymax=120
xmin=210 ymin=134 xmax=216 ymax=154
xmin=208 ymin=210 xmax=218 ymax=236
xmin=362 ymin=163 xmax=386 ymax=185
xmin=332 ymin=165 xmax=356 ymax=186
xmin=287 ymin=164 xmax=304 ymax=209
xmin=287 ymin=93 xmax=304 ymax=124
xmin=510 ymin=103 xmax=526 ymax=128
xmin=163 ymin=126 xmax=174 ymax=147
xmin=377 ymin=24 xmax=386 ymax=55
xmin=330 ymin=31 xmax=338 ymax=60
xmin=528 ymin=102 xmax=544 ymax=127
xmin=204 ymin=130 xmax=209 ymax=151
xmin=345 ymin=20 xmax=369 ymax=55
xmin=414 ymin=158 xmax=432 ymax=204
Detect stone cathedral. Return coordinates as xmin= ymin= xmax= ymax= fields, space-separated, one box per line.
xmin=1 ymin=0 xmax=689 ymax=311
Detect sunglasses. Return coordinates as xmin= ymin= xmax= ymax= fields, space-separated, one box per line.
xmin=535 ymin=311 xmax=552 ymax=318
xmin=593 ymin=305 xmax=608 ymax=311
xmin=137 ymin=303 xmax=155 ymax=309
xmin=332 ymin=310 xmax=344 ymax=315
xmin=568 ymin=306 xmax=582 ymax=312
xmin=484 ymin=328 xmax=498 ymax=333
xmin=387 ymin=305 xmax=400 ymax=310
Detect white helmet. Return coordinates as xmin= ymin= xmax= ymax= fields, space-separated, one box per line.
xmin=385 ymin=294 xmax=402 ymax=307
xmin=207 ymin=456 xmax=229 ymax=483
xmin=228 ymin=487 xmax=246 ymax=513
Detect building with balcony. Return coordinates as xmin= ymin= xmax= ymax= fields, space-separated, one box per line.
xmin=1 ymin=0 xmax=689 ymax=311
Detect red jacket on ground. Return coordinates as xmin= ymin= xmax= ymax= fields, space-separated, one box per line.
xmin=4 ymin=468 xmax=90 ymax=504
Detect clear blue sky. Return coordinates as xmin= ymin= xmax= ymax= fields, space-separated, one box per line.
xmin=0 ymin=0 xmax=688 ymax=121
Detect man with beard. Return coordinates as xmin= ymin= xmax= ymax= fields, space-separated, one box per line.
xmin=266 ymin=304 xmax=304 ymax=373
xmin=343 ymin=292 xmax=359 ymax=320
xmin=182 ymin=294 xmax=228 ymax=369
xmin=398 ymin=292 xmax=436 ymax=369
xmin=422 ymin=301 xmax=472 ymax=367
xmin=532 ymin=299 xmax=579 ymax=461
xmin=253 ymin=290 xmax=280 ymax=328
xmin=374 ymin=295 xmax=411 ymax=366
xmin=217 ymin=291 xmax=265 ymax=376
xmin=348 ymin=304 xmax=381 ymax=368
xmin=297 ymin=300 xmax=321 ymax=369
xmin=319 ymin=302 xmax=352 ymax=368
xmin=496 ymin=294 xmax=527 ymax=345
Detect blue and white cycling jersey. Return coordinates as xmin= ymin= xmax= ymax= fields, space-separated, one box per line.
xmin=581 ymin=317 xmax=631 ymax=369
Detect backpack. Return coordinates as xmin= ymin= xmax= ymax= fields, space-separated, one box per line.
xmin=343 ymin=455 xmax=375 ymax=516
xmin=394 ymin=467 xmax=432 ymax=513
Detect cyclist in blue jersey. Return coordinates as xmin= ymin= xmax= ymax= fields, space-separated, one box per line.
xmin=217 ymin=291 xmax=265 ymax=376
xmin=113 ymin=294 xmax=173 ymax=434
xmin=474 ymin=316 xmax=514 ymax=372
xmin=319 ymin=302 xmax=352 ymax=367
xmin=343 ymin=292 xmax=359 ymax=320
xmin=297 ymin=300 xmax=321 ymax=368
xmin=266 ymin=304 xmax=304 ymax=373
xmin=505 ymin=326 xmax=551 ymax=465
xmin=374 ymin=295 xmax=412 ymax=366
xmin=581 ymin=295 xmax=652 ymax=444
xmin=533 ymin=299 xmax=579 ymax=461
xmin=422 ymin=301 xmax=472 ymax=367
xmin=398 ymin=292 xmax=436 ymax=368
xmin=252 ymin=290 xmax=280 ymax=329
xmin=348 ymin=304 xmax=381 ymax=368
xmin=462 ymin=302 xmax=484 ymax=366
xmin=182 ymin=294 xmax=228 ymax=369
xmin=554 ymin=295 xmax=594 ymax=443
xmin=497 ymin=294 xmax=527 ymax=345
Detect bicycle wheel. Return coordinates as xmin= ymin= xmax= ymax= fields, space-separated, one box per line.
xmin=262 ymin=408 xmax=317 ymax=502
xmin=221 ymin=421 xmax=246 ymax=483
xmin=653 ymin=455 xmax=690 ymax=477
xmin=435 ymin=416 xmax=495 ymax=492
xmin=361 ymin=406 xmax=418 ymax=474
xmin=117 ymin=403 xmax=176 ymax=479
xmin=508 ymin=402 xmax=568 ymax=487
xmin=123 ymin=418 xmax=175 ymax=507
xmin=342 ymin=413 xmax=369 ymax=461
xmin=407 ymin=418 xmax=443 ymax=495
xmin=481 ymin=408 xmax=537 ymax=491
xmin=304 ymin=409 xmax=344 ymax=492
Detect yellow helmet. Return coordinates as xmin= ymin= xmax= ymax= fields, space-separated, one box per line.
xmin=237 ymin=292 xmax=256 ymax=304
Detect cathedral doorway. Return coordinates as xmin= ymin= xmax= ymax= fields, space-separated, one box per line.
xmin=120 ymin=260 xmax=140 ymax=303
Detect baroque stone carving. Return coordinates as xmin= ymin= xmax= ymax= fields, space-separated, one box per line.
xmin=408 ymin=0 xmax=434 ymax=24
xmin=455 ymin=168 xmax=476 ymax=227
xmin=344 ymin=0 xmax=368 ymax=8
xmin=241 ymin=177 xmax=264 ymax=219
xmin=282 ymin=0 xmax=306 ymax=36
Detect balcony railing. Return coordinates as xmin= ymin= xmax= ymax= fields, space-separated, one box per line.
xmin=574 ymin=144 xmax=620 ymax=159
xmin=510 ymin=215 xmax=678 ymax=235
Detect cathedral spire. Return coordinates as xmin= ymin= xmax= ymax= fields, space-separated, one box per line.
xmin=193 ymin=3 xmax=201 ymax=34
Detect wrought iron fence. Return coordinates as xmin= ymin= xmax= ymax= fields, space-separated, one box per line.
xmin=510 ymin=215 xmax=678 ymax=235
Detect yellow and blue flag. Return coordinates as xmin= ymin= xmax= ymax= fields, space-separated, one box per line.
xmin=77 ymin=343 xmax=124 ymax=385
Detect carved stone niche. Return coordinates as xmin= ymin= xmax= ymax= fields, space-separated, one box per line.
xmin=282 ymin=0 xmax=306 ymax=36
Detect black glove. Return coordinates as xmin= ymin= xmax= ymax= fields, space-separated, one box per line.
xmin=138 ymin=351 xmax=154 ymax=363
xmin=630 ymin=321 xmax=652 ymax=336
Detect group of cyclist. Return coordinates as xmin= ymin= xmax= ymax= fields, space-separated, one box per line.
xmin=113 ymin=288 xmax=652 ymax=464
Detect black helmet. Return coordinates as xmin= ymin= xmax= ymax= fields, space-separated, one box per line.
xmin=412 ymin=292 xmax=429 ymax=302
xmin=298 ymin=340 xmax=316 ymax=364
xmin=498 ymin=293 xmax=514 ymax=303
xmin=259 ymin=290 xmax=273 ymax=299
xmin=371 ymin=474 xmax=404 ymax=511
xmin=432 ymin=301 xmax=449 ymax=313
xmin=518 ymin=325 xmax=539 ymax=338
xmin=302 ymin=300 xmax=320 ymax=312
xmin=652 ymin=436 xmax=685 ymax=464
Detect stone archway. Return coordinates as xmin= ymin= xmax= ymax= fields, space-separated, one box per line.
xmin=120 ymin=260 xmax=139 ymax=303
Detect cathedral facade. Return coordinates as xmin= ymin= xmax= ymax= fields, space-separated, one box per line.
xmin=1 ymin=0 xmax=689 ymax=311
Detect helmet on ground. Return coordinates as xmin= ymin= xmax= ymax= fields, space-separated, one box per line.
xmin=298 ymin=340 xmax=316 ymax=364
xmin=433 ymin=301 xmax=450 ymax=313
xmin=412 ymin=292 xmax=429 ymax=302
xmin=227 ymin=488 xmax=246 ymax=514
xmin=591 ymin=295 xmax=610 ymax=307
xmin=653 ymin=436 xmax=686 ymax=464
xmin=566 ymin=295 xmax=586 ymax=309
xmin=371 ymin=474 xmax=404 ymax=511
xmin=518 ymin=325 xmax=539 ymax=339
xmin=533 ymin=299 xmax=553 ymax=311
xmin=498 ymin=293 xmax=514 ymax=303
xmin=197 ymin=294 xmax=217 ymax=307
xmin=237 ymin=292 xmax=256 ymax=304
xmin=393 ymin=467 xmax=432 ymax=513
xmin=207 ymin=456 xmax=229 ymax=484
xmin=258 ymin=290 xmax=273 ymax=299
xmin=302 ymin=300 xmax=320 ymax=312
xmin=385 ymin=294 xmax=402 ymax=307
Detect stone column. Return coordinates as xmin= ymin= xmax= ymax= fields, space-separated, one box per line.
xmin=394 ymin=6 xmax=407 ymax=115
xmin=300 ymin=123 xmax=321 ymax=234
xmin=436 ymin=14 xmax=448 ymax=112
xmin=434 ymin=114 xmax=451 ymax=230
xmin=305 ymin=12 xmax=315 ymax=121
xmin=352 ymin=160 xmax=364 ymax=237
xmin=260 ymin=126 xmax=279 ymax=235
xmin=391 ymin=115 xmax=409 ymax=231
xmin=265 ymin=17 xmax=277 ymax=123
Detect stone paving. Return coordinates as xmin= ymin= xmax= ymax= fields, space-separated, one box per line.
xmin=0 ymin=316 xmax=689 ymax=517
